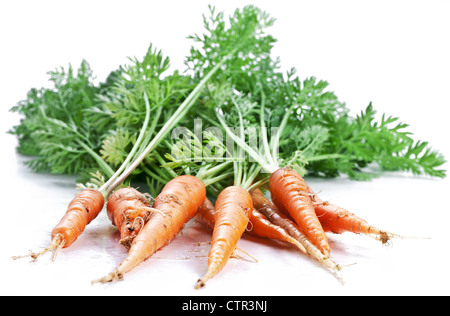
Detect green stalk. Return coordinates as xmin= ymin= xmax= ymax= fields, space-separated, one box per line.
xmin=99 ymin=91 xmax=152 ymax=196
xmin=105 ymin=57 xmax=228 ymax=193
xmin=270 ymin=105 xmax=292 ymax=166
xmin=259 ymin=87 xmax=276 ymax=168
xmin=216 ymin=107 xmax=276 ymax=174
xmin=76 ymin=140 xmax=115 ymax=178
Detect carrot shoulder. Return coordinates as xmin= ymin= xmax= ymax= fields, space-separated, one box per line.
xmin=269 ymin=167 xmax=331 ymax=256
xmin=92 ymin=175 xmax=206 ymax=284
xmin=195 ymin=186 xmax=253 ymax=289
xmin=13 ymin=188 xmax=105 ymax=261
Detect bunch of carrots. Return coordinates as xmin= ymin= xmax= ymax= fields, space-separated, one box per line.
xmin=10 ymin=5 xmax=446 ymax=289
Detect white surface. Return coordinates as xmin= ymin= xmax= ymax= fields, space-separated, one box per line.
xmin=1 ymin=0 xmax=450 ymax=296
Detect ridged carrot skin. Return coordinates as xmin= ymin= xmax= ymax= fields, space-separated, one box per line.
xmin=52 ymin=188 xmax=105 ymax=248
xmin=269 ymin=167 xmax=331 ymax=256
xmin=92 ymin=175 xmax=206 ymax=283
xmin=195 ymin=186 xmax=253 ymax=289
xmin=106 ymin=187 xmax=153 ymax=249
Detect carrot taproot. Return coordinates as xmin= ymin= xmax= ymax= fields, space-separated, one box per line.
xmin=12 ymin=189 xmax=105 ymax=262
xmin=195 ymin=186 xmax=253 ymax=289
xmin=92 ymin=175 xmax=206 ymax=284
xmin=298 ymin=183 xmax=397 ymax=244
xmin=269 ymin=167 xmax=331 ymax=256
xmin=313 ymin=199 xmax=395 ymax=244
xmin=106 ymin=187 xmax=164 ymax=249
xmin=251 ymin=187 xmax=342 ymax=280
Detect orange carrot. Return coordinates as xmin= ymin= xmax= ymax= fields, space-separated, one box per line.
xmin=313 ymin=198 xmax=395 ymax=244
xmin=251 ymin=188 xmax=341 ymax=279
xmin=195 ymin=186 xmax=253 ymax=289
xmin=92 ymin=175 xmax=206 ymax=284
xmin=247 ymin=208 xmax=306 ymax=253
xmin=269 ymin=167 xmax=331 ymax=256
xmin=106 ymin=187 xmax=163 ymax=249
xmin=195 ymin=197 xmax=216 ymax=232
xmin=13 ymin=189 xmax=105 ymax=261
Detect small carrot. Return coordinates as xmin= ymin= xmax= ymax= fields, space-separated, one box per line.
xmin=12 ymin=189 xmax=105 ymax=262
xmin=92 ymin=175 xmax=206 ymax=284
xmin=251 ymin=188 xmax=342 ymax=280
xmin=269 ymin=167 xmax=331 ymax=256
xmin=195 ymin=186 xmax=253 ymax=289
xmin=106 ymin=187 xmax=163 ymax=249
xmin=313 ymin=198 xmax=396 ymax=244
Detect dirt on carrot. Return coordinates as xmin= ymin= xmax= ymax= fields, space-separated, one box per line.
xmin=106 ymin=187 xmax=162 ymax=249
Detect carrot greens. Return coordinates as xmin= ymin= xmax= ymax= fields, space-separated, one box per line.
xmin=9 ymin=4 xmax=447 ymax=285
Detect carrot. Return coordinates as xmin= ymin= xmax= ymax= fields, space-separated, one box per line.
xmin=195 ymin=197 xmax=216 ymax=232
xmin=92 ymin=175 xmax=206 ymax=284
xmin=247 ymin=208 xmax=306 ymax=253
xmin=313 ymin=198 xmax=395 ymax=244
xmin=251 ymin=187 xmax=342 ymax=280
xmin=195 ymin=186 xmax=253 ymax=289
xmin=12 ymin=189 xmax=105 ymax=262
xmin=106 ymin=187 xmax=164 ymax=249
xmin=269 ymin=167 xmax=331 ymax=256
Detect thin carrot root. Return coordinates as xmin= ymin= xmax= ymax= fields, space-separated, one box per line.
xmin=232 ymin=246 xmax=258 ymax=263
xmin=12 ymin=233 xmax=66 ymax=262
xmin=91 ymin=269 xmax=123 ymax=284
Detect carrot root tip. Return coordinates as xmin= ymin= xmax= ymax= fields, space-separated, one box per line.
xmin=11 ymin=234 xmax=65 ymax=263
xmin=91 ymin=270 xmax=123 ymax=285
xmin=195 ymin=278 xmax=207 ymax=290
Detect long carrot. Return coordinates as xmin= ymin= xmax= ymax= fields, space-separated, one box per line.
xmin=251 ymin=187 xmax=342 ymax=280
xmin=106 ymin=187 xmax=163 ymax=249
xmin=195 ymin=186 xmax=253 ymax=289
xmin=269 ymin=167 xmax=331 ymax=256
xmin=12 ymin=189 xmax=105 ymax=262
xmin=92 ymin=175 xmax=206 ymax=284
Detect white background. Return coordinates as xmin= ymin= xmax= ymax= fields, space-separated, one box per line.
xmin=1 ymin=0 xmax=450 ymax=296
